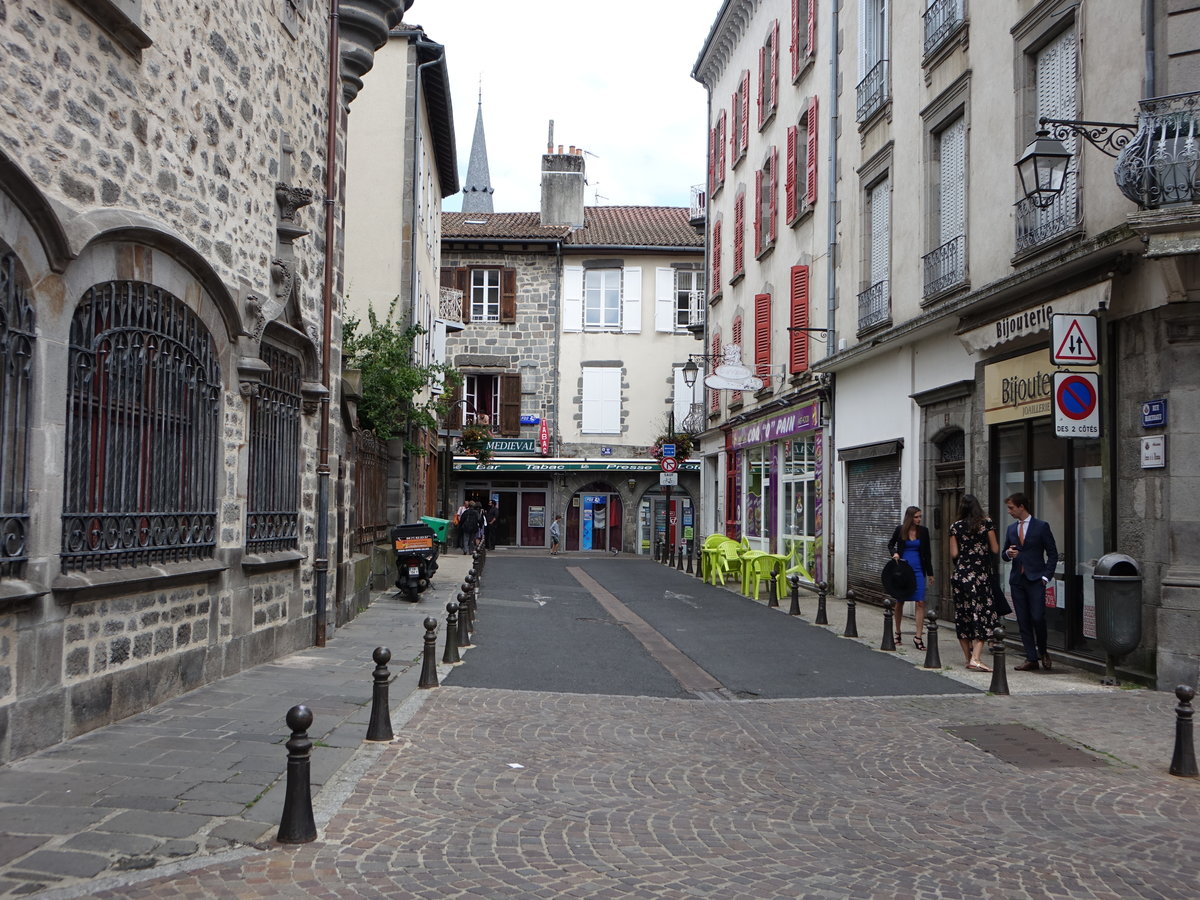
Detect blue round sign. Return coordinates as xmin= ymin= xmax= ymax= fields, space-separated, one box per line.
xmin=1056 ymin=375 xmax=1096 ymax=421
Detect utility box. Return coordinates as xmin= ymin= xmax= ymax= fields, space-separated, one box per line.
xmin=420 ymin=516 xmax=450 ymax=546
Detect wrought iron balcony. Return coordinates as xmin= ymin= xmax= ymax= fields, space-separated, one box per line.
xmin=922 ymin=234 xmax=966 ymax=298
xmin=856 ymin=59 xmax=889 ymax=123
xmin=1115 ymin=91 xmax=1200 ymax=209
xmin=857 ymin=279 xmax=890 ymax=332
xmin=439 ymin=287 xmax=463 ymax=324
xmin=923 ymin=0 xmax=963 ymax=57
xmin=1015 ymin=187 xmax=1078 ymax=253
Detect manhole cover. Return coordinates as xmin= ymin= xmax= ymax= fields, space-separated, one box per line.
xmin=945 ymin=724 xmax=1108 ymax=769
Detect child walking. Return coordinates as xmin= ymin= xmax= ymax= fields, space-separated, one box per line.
xmin=549 ymin=514 xmax=562 ymax=556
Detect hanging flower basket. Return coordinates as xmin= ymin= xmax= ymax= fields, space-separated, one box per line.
xmin=649 ymin=432 xmax=693 ymax=462
xmin=457 ymin=424 xmax=494 ymax=465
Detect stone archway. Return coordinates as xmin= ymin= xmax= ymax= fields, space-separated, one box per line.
xmin=567 ymin=481 xmax=624 ymax=552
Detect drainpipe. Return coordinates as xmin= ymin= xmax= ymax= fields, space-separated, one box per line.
xmin=315 ymin=0 xmax=342 ymax=647
xmin=821 ymin=0 xmax=840 ymax=588
xmin=1143 ymin=0 xmax=1155 ymax=99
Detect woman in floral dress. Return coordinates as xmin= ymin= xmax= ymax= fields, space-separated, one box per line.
xmin=949 ymin=494 xmax=1000 ymax=671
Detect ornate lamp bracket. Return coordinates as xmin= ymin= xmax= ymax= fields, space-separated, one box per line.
xmin=1039 ymin=116 xmax=1137 ymax=159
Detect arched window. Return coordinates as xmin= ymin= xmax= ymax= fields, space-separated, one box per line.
xmin=62 ymin=282 xmax=220 ymax=571
xmin=1 ymin=249 xmax=35 ymax=578
xmin=246 ymin=344 xmax=301 ymax=552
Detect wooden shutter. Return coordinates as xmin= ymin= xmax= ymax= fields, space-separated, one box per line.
xmin=789 ymin=265 xmax=810 ymax=373
xmin=655 ymin=267 xmax=676 ymax=332
xmin=768 ymin=146 xmax=779 ymax=244
xmin=805 ymin=96 xmax=819 ymax=208
xmin=455 ymin=267 xmax=470 ymax=323
xmin=754 ymin=293 xmax=771 ymax=376
xmin=711 ymin=220 xmax=722 ymax=288
xmin=730 ymin=91 xmax=739 ymax=161
xmin=754 ymin=169 xmax=763 ymax=256
xmin=807 ymin=0 xmax=817 ymax=62
xmin=621 ymin=266 xmax=642 ymax=333
xmin=500 ymin=267 xmax=517 ymax=323
xmin=730 ymin=316 xmax=743 ymax=405
xmin=717 ymin=110 xmax=727 ymax=184
xmin=740 ymin=70 xmax=751 ymax=153
xmin=710 ymin=332 xmax=721 ymax=412
xmin=733 ymin=194 xmax=745 ymax=276
xmin=770 ymin=20 xmax=780 ymax=113
xmin=790 ymin=0 xmax=801 ymax=80
xmin=499 ymin=373 xmax=521 ymax=436
xmin=708 ymin=124 xmax=718 ymax=195
xmin=757 ymin=45 xmax=765 ymax=128
xmin=785 ymin=124 xmax=798 ymax=222
xmin=563 ymin=265 xmax=583 ymax=331
xmin=446 ymin=382 xmax=463 ymax=429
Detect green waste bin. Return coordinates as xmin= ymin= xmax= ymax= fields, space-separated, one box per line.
xmin=420 ymin=516 xmax=450 ymax=546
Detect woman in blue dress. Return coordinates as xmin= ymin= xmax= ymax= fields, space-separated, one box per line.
xmin=888 ymin=506 xmax=934 ymax=650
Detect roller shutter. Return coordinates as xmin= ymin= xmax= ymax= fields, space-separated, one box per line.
xmin=844 ymin=450 xmax=901 ymax=604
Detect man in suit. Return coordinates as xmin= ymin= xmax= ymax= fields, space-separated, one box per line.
xmin=1004 ymin=493 xmax=1059 ymax=672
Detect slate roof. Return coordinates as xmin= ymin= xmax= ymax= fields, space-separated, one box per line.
xmin=442 ymin=207 xmax=703 ymax=249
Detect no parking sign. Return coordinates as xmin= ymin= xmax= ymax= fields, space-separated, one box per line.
xmin=1053 ymin=372 xmax=1100 ymax=438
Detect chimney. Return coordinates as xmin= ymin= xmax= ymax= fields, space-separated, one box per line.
xmin=541 ymin=144 xmax=585 ymax=228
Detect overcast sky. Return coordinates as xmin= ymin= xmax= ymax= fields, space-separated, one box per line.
xmin=408 ymin=0 xmax=726 ymax=212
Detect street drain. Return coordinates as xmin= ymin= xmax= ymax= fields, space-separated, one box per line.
xmin=945 ymin=723 xmax=1108 ymax=769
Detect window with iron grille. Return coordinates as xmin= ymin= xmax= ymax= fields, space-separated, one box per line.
xmin=675 ymin=269 xmax=705 ymax=329
xmin=1 ymin=250 xmax=34 ymax=579
xmin=246 ymin=344 xmax=301 ymax=553
xmin=62 ymin=282 xmax=220 ymax=572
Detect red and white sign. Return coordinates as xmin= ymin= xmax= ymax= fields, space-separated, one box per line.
xmin=538 ymin=420 xmax=550 ymax=455
xmin=660 ymin=456 xmax=679 ymax=473
xmin=1053 ymin=372 xmax=1101 ymax=437
xmin=1051 ymin=314 xmax=1098 ymax=365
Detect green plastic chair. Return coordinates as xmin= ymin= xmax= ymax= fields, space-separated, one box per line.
xmin=747 ymin=552 xmax=788 ymax=602
xmin=711 ymin=540 xmax=745 ymax=587
xmin=776 ymin=544 xmax=815 ymax=599
xmin=700 ymin=534 xmax=732 ymax=583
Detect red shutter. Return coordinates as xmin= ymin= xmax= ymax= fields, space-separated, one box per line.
xmin=711 ymin=220 xmax=722 ymax=289
xmin=731 ymin=316 xmax=743 ymax=405
xmin=710 ymin=333 xmax=721 ymax=412
xmin=500 ymin=267 xmax=517 ymax=323
xmin=754 ymin=293 xmax=772 ymax=376
xmin=730 ymin=91 xmax=739 ymax=161
xmin=733 ymin=194 xmax=745 ymax=277
xmin=789 ymin=265 xmax=810 ymax=373
xmin=708 ymin=125 xmax=717 ymax=194
xmin=805 ymin=96 xmax=819 ymax=208
xmin=790 ymin=0 xmax=801 ymax=80
xmin=757 ymin=45 xmax=765 ymax=128
xmin=724 ymin=432 xmax=738 ymax=538
xmin=740 ymin=71 xmax=750 ymax=152
xmin=770 ymin=20 xmax=780 ymax=112
xmin=768 ymin=146 xmax=779 ymax=244
xmin=807 ymin=0 xmax=818 ymax=61
xmin=754 ymin=169 xmax=763 ymax=256
xmin=717 ymin=110 xmax=727 ymax=183
xmin=785 ymin=125 xmax=798 ymax=222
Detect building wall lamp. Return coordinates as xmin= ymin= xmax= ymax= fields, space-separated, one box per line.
xmin=1016 ymin=116 xmax=1136 ymax=209
xmin=681 ymin=355 xmax=717 ymax=388
xmin=786 ymin=325 xmax=834 ymax=343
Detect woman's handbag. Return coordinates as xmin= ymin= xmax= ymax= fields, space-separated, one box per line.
xmin=991 ymin=572 xmax=1012 ymax=617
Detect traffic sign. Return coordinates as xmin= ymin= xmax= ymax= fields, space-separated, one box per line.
xmin=1054 ymin=372 xmax=1100 ymax=437
xmin=660 ymin=456 xmax=679 ymax=473
xmin=661 ymin=443 xmax=676 ymax=458
xmin=1051 ymin=314 xmax=1098 ymax=366
xmin=659 ymin=472 xmax=678 ymax=486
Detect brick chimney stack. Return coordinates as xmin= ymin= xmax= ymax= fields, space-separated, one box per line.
xmin=540 ymin=144 xmax=586 ymax=228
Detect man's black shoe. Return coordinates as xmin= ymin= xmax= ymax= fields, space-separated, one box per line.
xmin=1014 ymin=660 xmax=1040 ymax=672
xmin=1040 ymin=654 xmax=1053 ymax=671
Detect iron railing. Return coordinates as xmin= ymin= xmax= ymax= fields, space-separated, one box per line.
xmin=1 ymin=251 xmax=34 ymax=578
xmin=690 ymin=184 xmax=706 ymax=223
xmin=679 ymin=289 xmax=707 ymax=330
xmin=351 ymin=429 xmax=390 ymax=553
xmin=856 ymin=59 xmax=889 ymax=123
xmin=439 ymin=287 xmax=463 ymax=324
xmin=1015 ymin=189 xmax=1078 ymax=252
xmin=857 ymin=280 xmax=890 ymax=332
xmin=922 ymin=234 xmax=966 ymax=297
xmin=246 ymin=345 xmax=301 ymax=553
xmin=62 ymin=282 xmax=220 ymax=572
xmin=1115 ymin=91 xmax=1200 ymax=208
xmin=923 ymin=0 xmax=964 ymax=57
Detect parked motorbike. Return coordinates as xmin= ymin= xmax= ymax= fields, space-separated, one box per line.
xmin=392 ymin=523 xmax=439 ymax=603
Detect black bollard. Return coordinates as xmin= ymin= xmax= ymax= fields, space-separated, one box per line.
xmin=685 ymin=541 xmax=694 ymax=575
xmin=457 ymin=591 xmax=473 ymax=649
xmin=462 ymin=576 xmax=477 ymax=628
xmin=277 ymin=705 xmax=317 ymax=844
xmin=668 ymin=540 xmax=676 ymax=568
xmin=787 ymin=574 xmax=800 ymax=615
xmin=442 ymin=601 xmax=461 ymax=665
xmin=365 ymin=647 xmax=394 ymax=742
xmin=676 ymin=542 xmax=684 ymax=571
xmin=815 ymin=581 xmax=828 ymax=625
xmin=923 ymin=610 xmax=942 ymax=669
xmin=988 ymin=626 xmax=1010 ymax=695
xmin=418 ymin=617 xmax=439 ymax=689
xmin=843 ymin=589 xmax=859 ymax=638
xmin=1170 ymin=685 xmax=1199 ymax=777
xmin=880 ymin=597 xmax=896 ymax=651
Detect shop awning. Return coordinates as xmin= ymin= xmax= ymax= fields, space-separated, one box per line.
xmin=452 ymin=457 xmax=701 ymax=472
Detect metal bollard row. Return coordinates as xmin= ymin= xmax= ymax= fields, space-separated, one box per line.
xmin=365 ymin=647 xmax=394 ymax=742
xmin=277 ymin=705 xmax=317 ymax=844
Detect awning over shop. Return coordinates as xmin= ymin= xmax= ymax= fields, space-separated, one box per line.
xmin=453 ymin=457 xmax=701 ymax=472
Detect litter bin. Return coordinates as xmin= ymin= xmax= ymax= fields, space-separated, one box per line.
xmin=420 ymin=516 xmax=450 ymax=549
xmin=1092 ymin=552 xmax=1143 ymax=684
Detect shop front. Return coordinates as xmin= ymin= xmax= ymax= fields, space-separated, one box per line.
xmin=727 ymin=403 xmax=825 ymax=580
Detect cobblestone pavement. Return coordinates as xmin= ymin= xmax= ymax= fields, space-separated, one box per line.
xmin=69 ymin=687 xmax=1198 ymax=899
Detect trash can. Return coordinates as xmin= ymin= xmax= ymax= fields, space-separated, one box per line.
xmin=420 ymin=516 xmax=450 ymax=548
xmin=1092 ymin=553 xmax=1143 ymax=657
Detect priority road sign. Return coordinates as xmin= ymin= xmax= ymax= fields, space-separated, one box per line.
xmin=660 ymin=456 xmax=679 ymax=473
xmin=1054 ymin=372 xmax=1100 ymax=438
xmin=1051 ymin=314 xmax=1098 ymax=366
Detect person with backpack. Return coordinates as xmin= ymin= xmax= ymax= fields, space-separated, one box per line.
xmin=458 ymin=501 xmax=481 ymax=555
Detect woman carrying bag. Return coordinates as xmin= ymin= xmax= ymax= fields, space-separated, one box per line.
xmin=888 ymin=506 xmax=934 ymax=650
xmin=948 ymin=494 xmax=1001 ymax=671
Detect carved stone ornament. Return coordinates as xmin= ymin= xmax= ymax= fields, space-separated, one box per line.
xmin=275 ymin=183 xmax=314 ymax=222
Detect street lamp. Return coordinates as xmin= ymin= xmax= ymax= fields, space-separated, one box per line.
xmin=1016 ymin=117 xmax=1137 ymax=209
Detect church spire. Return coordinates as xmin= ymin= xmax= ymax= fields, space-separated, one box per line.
xmin=461 ymin=84 xmax=494 ymax=213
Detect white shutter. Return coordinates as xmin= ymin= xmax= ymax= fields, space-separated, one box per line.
xmin=1035 ymin=26 xmax=1078 ymax=228
xmin=939 ymin=117 xmax=965 ymax=245
xmin=563 ymin=265 xmax=584 ymax=332
xmin=858 ymin=0 xmax=870 ymax=78
xmin=583 ymin=367 xmax=621 ymax=434
xmin=601 ymin=368 xmax=621 ymax=433
xmin=621 ymin=266 xmax=642 ymax=333
xmin=673 ymin=366 xmax=690 ymax=427
xmin=655 ymin=267 xmax=676 ymax=332
xmin=869 ymin=177 xmax=890 ymax=285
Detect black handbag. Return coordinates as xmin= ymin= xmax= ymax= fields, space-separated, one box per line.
xmin=991 ymin=572 xmax=1012 ymax=617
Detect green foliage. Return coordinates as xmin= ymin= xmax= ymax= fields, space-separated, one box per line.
xmin=342 ymin=298 xmax=461 ymax=449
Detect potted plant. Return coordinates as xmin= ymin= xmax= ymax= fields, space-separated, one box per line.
xmin=650 ymin=431 xmax=693 ymax=462
xmin=458 ymin=421 xmax=494 ymax=465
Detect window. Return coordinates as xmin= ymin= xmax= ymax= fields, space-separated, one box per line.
xmin=584 ymin=268 xmax=622 ymax=330
xmin=1 ymin=249 xmax=34 ymax=579
xmin=754 ymin=292 xmax=772 ymax=379
xmin=786 ymin=97 xmax=819 ymax=222
xmin=563 ymin=266 xmax=640 ymax=333
xmin=470 ymin=268 xmax=501 ymax=322
xmin=733 ymin=193 xmax=746 ymax=279
xmin=709 ymin=110 xmax=727 ymax=194
xmin=730 ymin=315 xmax=744 ymax=406
xmin=758 ymin=19 xmax=780 ymax=128
xmin=709 ymin=332 xmax=721 ymax=414
xmin=581 ymin=367 xmax=621 ymax=434
xmin=62 ymin=282 xmax=220 ymax=572
xmin=462 ymin=372 xmax=523 ymax=436
xmin=675 ymin=269 xmax=705 ymax=330
xmin=925 ymin=115 xmax=967 ymax=296
xmin=465 ymin=373 xmax=500 ymax=426
xmin=923 ymin=0 xmax=964 ymax=57
xmin=247 ymin=345 xmax=302 ymax=553
xmin=1017 ymin=24 xmax=1079 ymax=251
xmin=783 ymin=434 xmax=818 ymax=574
xmin=755 ymin=147 xmax=779 ymax=256
xmin=789 ymin=265 xmax=811 ymax=374
xmin=859 ymin=175 xmax=891 ymax=331
xmin=711 ymin=220 xmax=723 ymax=294
xmin=791 ymin=0 xmax=817 ymax=79
xmin=731 ymin=70 xmax=750 ymax=165
xmin=856 ymin=0 xmax=890 ymax=123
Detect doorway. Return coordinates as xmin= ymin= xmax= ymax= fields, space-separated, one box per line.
xmin=567 ymin=482 xmax=623 ymax=552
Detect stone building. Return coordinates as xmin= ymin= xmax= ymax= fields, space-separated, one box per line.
xmin=0 ymin=0 xmax=414 ymax=763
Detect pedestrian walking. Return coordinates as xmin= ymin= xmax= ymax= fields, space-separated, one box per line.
xmin=484 ymin=501 xmax=498 ymax=549
xmin=549 ymin=514 xmax=562 ymax=556
xmin=458 ymin=501 xmax=481 ymax=555
xmin=1004 ymin=492 xmax=1059 ymax=672
xmin=887 ymin=505 xmax=933 ymax=650
xmin=949 ymin=494 xmax=1000 ymax=671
